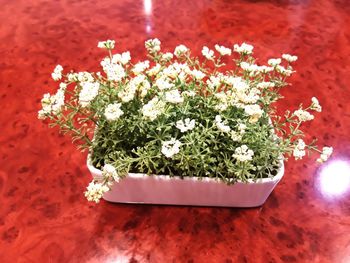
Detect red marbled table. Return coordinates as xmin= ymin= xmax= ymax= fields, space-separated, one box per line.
xmin=1 ymin=0 xmax=350 ymax=262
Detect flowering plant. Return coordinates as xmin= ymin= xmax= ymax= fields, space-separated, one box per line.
xmin=39 ymin=39 xmax=332 ymax=203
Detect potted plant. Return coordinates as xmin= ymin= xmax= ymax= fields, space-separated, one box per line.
xmin=38 ymin=39 xmax=333 ymax=207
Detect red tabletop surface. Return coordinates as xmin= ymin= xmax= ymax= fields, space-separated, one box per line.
xmin=0 ymin=0 xmax=350 ymax=262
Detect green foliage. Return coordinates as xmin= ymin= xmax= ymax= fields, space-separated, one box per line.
xmin=39 ymin=40 xmax=328 ymax=184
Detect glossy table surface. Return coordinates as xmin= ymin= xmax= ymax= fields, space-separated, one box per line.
xmin=1 ymin=0 xmax=350 ymax=262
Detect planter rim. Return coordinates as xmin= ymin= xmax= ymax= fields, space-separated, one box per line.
xmin=87 ymin=154 xmax=284 ymax=184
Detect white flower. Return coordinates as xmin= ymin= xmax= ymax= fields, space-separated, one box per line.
xmin=176 ymin=118 xmax=196 ymax=133
xmin=230 ymin=131 xmax=242 ymax=142
xmin=215 ymin=115 xmax=231 ymax=133
xmin=165 ymin=89 xmax=184 ymax=104
xmin=240 ymin=88 xmax=260 ymax=104
xmin=310 ymin=97 xmax=322 ymax=112
xmin=174 ymin=45 xmax=189 ymax=57
xmin=294 ymin=109 xmax=314 ymax=122
xmin=147 ymin=64 xmax=161 ymax=76
xmin=118 ymin=83 xmax=137 ymax=102
xmin=276 ymin=65 xmax=293 ymax=76
xmin=104 ymin=103 xmax=124 ymax=121
xmin=257 ymin=65 xmax=274 ymax=73
xmin=78 ymin=82 xmax=100 ymax=107
xmin=59 ymin=82 xmax=67 ymax=90
xmin=182 ymin=90 xmax=196 ymax=97
xmin=101 ymin=58 xmax=126 ymax=81
xmin=161 ymin=138 xmax=182 ymax=158
xmin=244 ymin=104 xmax=263 ymax=123
xmin=162 ymin=52 xmax=174 ymax=61
xmin=228 ymin=77 xmax=250 ymax=93
xmin=233 ymin=43 xmax=254 ymax=54
xmin=51 ymin=65 xmax=63 ymax=81
xmin=215 ymin=103 xmax=229 ymax=112
xmin=238 ymin=123 xmax=246 ymax=134
xmin=317 ymin=147 xmax=333 ymax=163
xmin=202 ymin=46 xmax=215 ymax=60
xmin=232 ymin=145 xmax=254 ymax=162
xmin=132 ymin=61 xmax=150 ymax=75
xmin=97 ymin=40 xmax=115 ymax=49
xmin=102 ymin=164 xmax=119 ymax=182
xmin=112 ymin=51 xmax=131 ymax=65
xmin=38 ymin=88 xmax=65 ymax=119
xmin=240 ymin=62 xmax=259 ymax=73
xmin=293 ymin=139 xmax=306 ymax=160
xmin=268 ymin=58 xmax=282 ymax=67
xmin=191 ymin=69 xmax=206 ymax=80
xmin=257 ymin=82 xmax=275 ymax=89
xmin=145 ymin=38 xmax=161 ymax=53
xmin=67 ymin=72 xmax=94 ymax=82
xmin=142 ymin=97 xmax=166 ymax=121
xmin=215 ymin=44 xmax=232 ymax=56
xmin=282 ymin=54 xmax=298 ymax=62
xmin=206 ymin=75 xmax=223 ymax=90
xmin=135 ymin=75 xmax=151 ymax=98
xmin=155 ymin=77 xmax=174 ymax=90
xmin=84 ymin=181 xmax=109 ymax=203
xmin=118 ymin=75 xmax=150 ymax=102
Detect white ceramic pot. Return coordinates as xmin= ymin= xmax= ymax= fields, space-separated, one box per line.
xmin=87 ymin=156 xmax=284 ymax=207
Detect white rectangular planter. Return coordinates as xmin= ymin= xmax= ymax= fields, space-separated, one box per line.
xmin=87 ymin=156 xmax=284 ymax=207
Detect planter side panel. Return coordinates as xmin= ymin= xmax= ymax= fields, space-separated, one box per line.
xmin=89 ymin=169 xmax=283 ymax=207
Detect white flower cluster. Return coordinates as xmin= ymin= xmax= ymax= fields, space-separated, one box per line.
xmin=310 ymin=97 xmax=322 ymax=112
xmin=102 ymin=164 xmax=120 ymax=183
xmin=161 ymin=62 xmax=190 ymax=82
xmin=104 ymin=103 xmax=124 ymax=121
xmin=174 ymin=45 xmax=189 ymax=57
xmin=51 ymin=65 xmax=63 ymax=81
xmin=101 ymin=57 xmax=126 ymax=81
xmin=232 ymin=145 xmax=254 ymax=162
xmin=67 ymin=71 xmax=94 ymax=83
xmin=147 ymin=64 xmax=161 ymax=76
xmin=282 ymin=54 xmax=298 ymax=62
xmin=84 ymin=181 xmax=109 ymax=203
xmin=240 ymin=62 xmax=259 ymax=72
xmin=275 ymin=65 xmax=294 ymax=76
xmin=162 ymin=52 xmax=173 ymax=61
xmin=78 ymin=82 xmax=100 ymax=107
xmin=215 ymin=44 xmax=232 ymax=56
xmin=233 ymin=43 xmax=253 ymax=54
xmin=267 ymin=58 xmax=281 ymax=67
xmin=240 ymin=62 xmax=274 ymax=77
xmin=294 ymin=109 xmax=314 ymax=122
xmin=161 ymin=138 xmax=182 ymax=158
xmin=215 ymin=115 xmax=231 ymax=133
xmin=97 ymin=39 xmax=115 ymax=49
xmin=155 ymin=76 xmax=174 ymax=90
xmin=38 ymin=86 xmax=65 ymax=119
xmin=202 ymin=46 xmax=215 ymax=60
xmin=257 ymin=82 xmax=275 ymax=89
xmin=244 ymin=104 xmax=263 ymax=123
xmin=191 ymin=69 xmax=205 ymax=80
xmin=145 ymin=38 xmax=161 ymax=53
xmin=132 ymin=60 xmax=150 ymax=75
xmin=142 ymin=97 xmax=166 ymax=121
xmin=165 ymin=89 xmax=184 ymax=104
xmin=182 ymin=90 xmax=196 ymax=97
xmin=230 ymin=123 xmax=246 ymax=142
xmin=176 ymin=118 xmax=196 ymax=133
xmin=119 ymin=74 xmax=150 ymax=102
xmin=112 ymin=51 xmax=131 ymax=65
xmin=317 ymin=147 xmax=333 ymax=163
xmin=293 ymin=139 xmax=306 ymax=160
